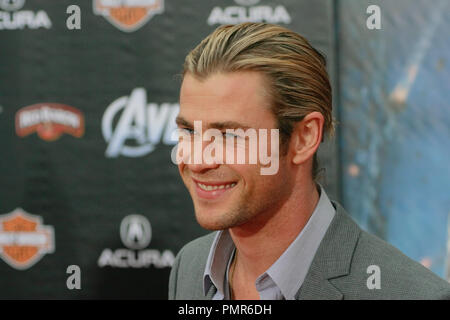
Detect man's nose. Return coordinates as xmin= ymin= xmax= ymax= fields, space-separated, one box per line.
xmin=186 ymin=147 xmax=221 ymax=173
xmin=184 ymin=138 xmax=222 ymax=173
xmin=187 ymin=161 xmax=220 ymax=173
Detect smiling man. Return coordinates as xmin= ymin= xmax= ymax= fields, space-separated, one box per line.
xmin=169 ymin=23 xmax=450 ymax=300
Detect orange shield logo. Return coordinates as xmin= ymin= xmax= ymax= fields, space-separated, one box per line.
xmin=0 ymin=208 xmax=55 ymax=270
xmin=93 ymin=0 xmax=164 ymax=32
xmin=15 ymin=103 xmax=84 ymax=141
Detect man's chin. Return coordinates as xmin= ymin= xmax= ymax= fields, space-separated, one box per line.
xmin=193 ymin=207 xmax=238 ymax=231
xmin=194 ymin=205 xmax=252 ymax=231
xmin=194 ymin=212 xmax=229 ymax=231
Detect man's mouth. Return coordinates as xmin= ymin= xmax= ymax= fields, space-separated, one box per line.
xmin=197 ymin=182 xmax=237 ymax=191
xmin=192 ymin=178 xmax=238 ymax=200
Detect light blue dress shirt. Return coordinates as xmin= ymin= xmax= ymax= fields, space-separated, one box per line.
xmin=203 ymin=185 xmax=336 ymax=300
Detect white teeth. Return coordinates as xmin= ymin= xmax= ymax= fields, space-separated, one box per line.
xmin=197 ymin=182 xmax=237 ymax=191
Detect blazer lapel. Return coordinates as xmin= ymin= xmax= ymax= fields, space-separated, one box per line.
xmin=296 ymin=202 xmax=361 ymax=300
xmin=296 ymin=268 xmax=343 ymax=300
xmin=205 ymin=285 xmax=217 ymax=300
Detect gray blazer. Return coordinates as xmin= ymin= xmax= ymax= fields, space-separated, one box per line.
xmin=169 ymin=202 xmax=450 ymax=299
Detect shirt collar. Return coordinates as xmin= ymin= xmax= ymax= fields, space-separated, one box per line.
xmin=203 ymin=230 xmax=234 ymax=297
xmin=203 ymin=185 xmax=336 ymax=299
xmin=263 ymin=186 xmax=336 ymax=299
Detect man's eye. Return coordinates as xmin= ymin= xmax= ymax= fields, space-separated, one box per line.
xmin=182 ymin=128 xmax=194 ymax=134
xmin=223 ymin=132 xmax=238 ymax=138
xmin=179 ymin=127 xmax=202 ymax=137
xmin=223 ymin=131 xmax=246 ymax=140
xmin=177 ymin=128 xmax=194 ymax=137
xmin=177 ymin=127 xmax=192 ymax=134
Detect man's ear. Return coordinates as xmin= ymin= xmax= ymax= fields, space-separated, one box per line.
xmin=291 ymin=111 xmax=324 ymax=165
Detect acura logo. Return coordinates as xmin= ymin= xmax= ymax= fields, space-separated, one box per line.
xmin=0 ymin=0 xmax=25 ymax=11
xmin=120 ymin=214 xmax=152 ymax=250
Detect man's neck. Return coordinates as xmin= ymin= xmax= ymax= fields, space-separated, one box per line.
xmin=228 ymin=181 xmax=320 ymax=283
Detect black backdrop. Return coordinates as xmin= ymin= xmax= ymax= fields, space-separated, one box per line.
xmin=0 ymin=0 xmax=337 ymax=299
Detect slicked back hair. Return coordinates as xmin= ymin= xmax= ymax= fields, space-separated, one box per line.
xmin=183 ymin=23 xmax=334 ymax=180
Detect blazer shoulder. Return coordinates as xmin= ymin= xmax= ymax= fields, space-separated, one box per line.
xmin=335 ymin=229 xmax=450 ymax=299
xmin=169 ymin=232 xmax=217 ymax=300
xmin=179 ymin=232 xmax=217 ymax=259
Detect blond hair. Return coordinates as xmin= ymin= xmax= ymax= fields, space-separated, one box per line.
xmin=183 ymin=23 xmax=333 ymax=179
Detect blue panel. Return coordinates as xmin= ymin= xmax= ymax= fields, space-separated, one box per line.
xmin=338 ymin=0 xmax=450 ymax=278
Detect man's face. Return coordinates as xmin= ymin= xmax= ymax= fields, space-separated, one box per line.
xmin=177 ymin=71 xmax=293 ymax=231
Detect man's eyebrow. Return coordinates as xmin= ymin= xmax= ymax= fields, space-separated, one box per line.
xmin=209 ymin=121 xmax=251 ymax=130
xmin=176 ymin=117 xmax=252 ymax=130
xmin=175 ymin=116 xmax=191 ymax=127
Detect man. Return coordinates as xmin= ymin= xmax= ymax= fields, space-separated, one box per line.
xmin=169 ymin=22 xmax=450 ymax=300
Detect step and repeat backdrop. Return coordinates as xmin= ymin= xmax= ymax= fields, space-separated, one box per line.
xmin=1 ymin=0 xmax=449 ymax=299
xmin=0 ymin=0 xmax=337 ymax=298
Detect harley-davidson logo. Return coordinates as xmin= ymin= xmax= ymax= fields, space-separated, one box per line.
xmin=93 ymin=0 xmax=164 ymax=32
xmin=0 ymin=208 xmax=54 ymax=270
xmin=15 ymin=103 xmax=84 ymax=141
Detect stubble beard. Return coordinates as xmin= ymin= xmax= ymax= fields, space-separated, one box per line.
xmin=194 ymin=183 xmax=284 ymax=233
xmin=193 ymin=193 xmax=255 ymax=231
